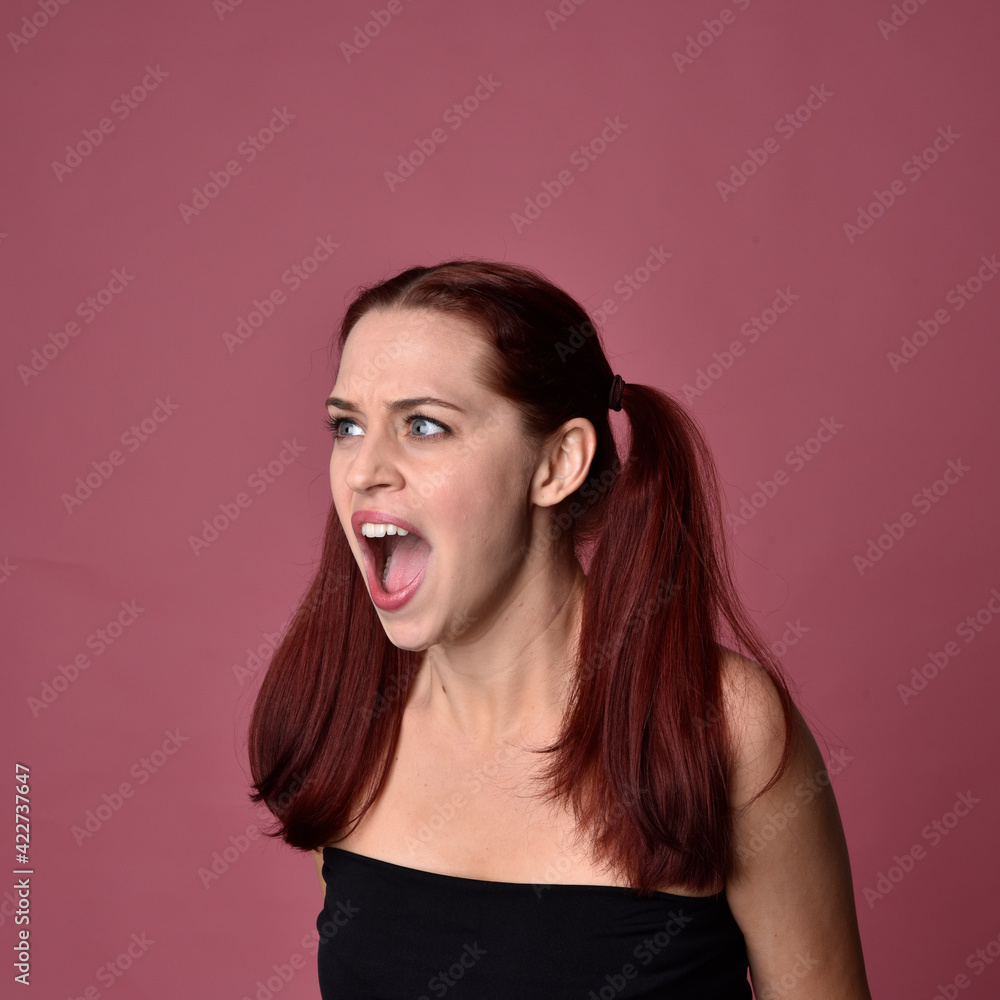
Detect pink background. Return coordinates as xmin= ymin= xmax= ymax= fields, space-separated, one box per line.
xmin=2 ymin=0 xmax=998 ymax=997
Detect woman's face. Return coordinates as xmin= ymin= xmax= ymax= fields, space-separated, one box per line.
xmin=327 ymin=307 xmax=542 ymax=651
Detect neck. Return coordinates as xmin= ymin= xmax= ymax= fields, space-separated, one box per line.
xmin=410 ymin=552 xmax=586 ymax=750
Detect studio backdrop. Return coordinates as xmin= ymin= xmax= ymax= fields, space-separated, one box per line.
xmin=2 ymin=1 xmax=998 ymax=997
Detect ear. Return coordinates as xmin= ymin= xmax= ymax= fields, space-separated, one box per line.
xmin=530 ymin=417 xmax=597 ymax=508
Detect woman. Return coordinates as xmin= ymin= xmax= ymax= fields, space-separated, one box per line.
xmin=248 ymin=259 xmax=873 ymax=999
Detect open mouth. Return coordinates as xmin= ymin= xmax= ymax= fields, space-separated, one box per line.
xmin=363 ymin=528 xmax=432 ymax=595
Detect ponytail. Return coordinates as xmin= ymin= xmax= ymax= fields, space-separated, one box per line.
xmin=248 ymin=259 xmax=796 ymax=896
xmin=537 ymin=381 xmax=796 ymax=895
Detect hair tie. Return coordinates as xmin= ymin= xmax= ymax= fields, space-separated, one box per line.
xmin=608 ymin=373 xmax=626 ymax=411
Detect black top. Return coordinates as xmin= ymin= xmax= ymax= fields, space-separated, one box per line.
xmin=317 ymin=847 xmax=751 ymax=999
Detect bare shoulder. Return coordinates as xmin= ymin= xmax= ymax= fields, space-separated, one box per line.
xmin=716 ymin=642 xmax=781 ymax=720
xmin=715 ymin=644 xmax=873 ymax=999
xmin=716 ymin=645 xmax=795 ymax=806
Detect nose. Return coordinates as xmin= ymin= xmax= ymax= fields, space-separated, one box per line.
xmin=342 ymin=421 xmax=403 ymax=494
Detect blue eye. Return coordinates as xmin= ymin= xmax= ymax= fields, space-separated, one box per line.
xmin=409 ymin=415 xmax=447 ymax=437
xmin=325 ymin=415 xmax=361 ymax=438
xmin=324 ymin=413 xmax=450 ymax=440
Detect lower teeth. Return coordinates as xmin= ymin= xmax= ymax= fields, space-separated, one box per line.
xmin=381 ymin=553 xmax=393 ymax=589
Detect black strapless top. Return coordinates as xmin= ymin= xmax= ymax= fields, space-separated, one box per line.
xmin=317 ymin=847 xmax=751 ymax=999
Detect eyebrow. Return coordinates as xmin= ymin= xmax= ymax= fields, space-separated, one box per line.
xmin=325 ymin=395 xmax=466 ymax=414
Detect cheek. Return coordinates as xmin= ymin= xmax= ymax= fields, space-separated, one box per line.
xmin=435 ymin=448 xmax=531 ymax=548
xmin=328 ymin=456 xmax=355 ymax=540
xmin=329 ymin=450 xmax=354 ymax=500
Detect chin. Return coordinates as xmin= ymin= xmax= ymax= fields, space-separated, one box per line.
xmin=375 ymin=617 xmax=434 ymax=653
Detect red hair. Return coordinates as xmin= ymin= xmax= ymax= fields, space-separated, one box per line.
xmin=247 ymin=259 xmax=795 ymax=896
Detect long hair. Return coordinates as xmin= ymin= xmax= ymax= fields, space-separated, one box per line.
xmin=247 ymin=258 xmax=796 ymax=896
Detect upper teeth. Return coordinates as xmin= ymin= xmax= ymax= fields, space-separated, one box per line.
xmin=361 ymin=522 xmax=409 ymax=537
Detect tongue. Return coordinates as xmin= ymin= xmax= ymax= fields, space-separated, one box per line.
xmin=384 ymin=534 xmax=431 ymax=593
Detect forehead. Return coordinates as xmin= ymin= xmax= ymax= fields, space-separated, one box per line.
xmin=333 ymin=307 xmax=491 ymax=397
xmin=344 ymin=307 xmax=485 ymax=362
